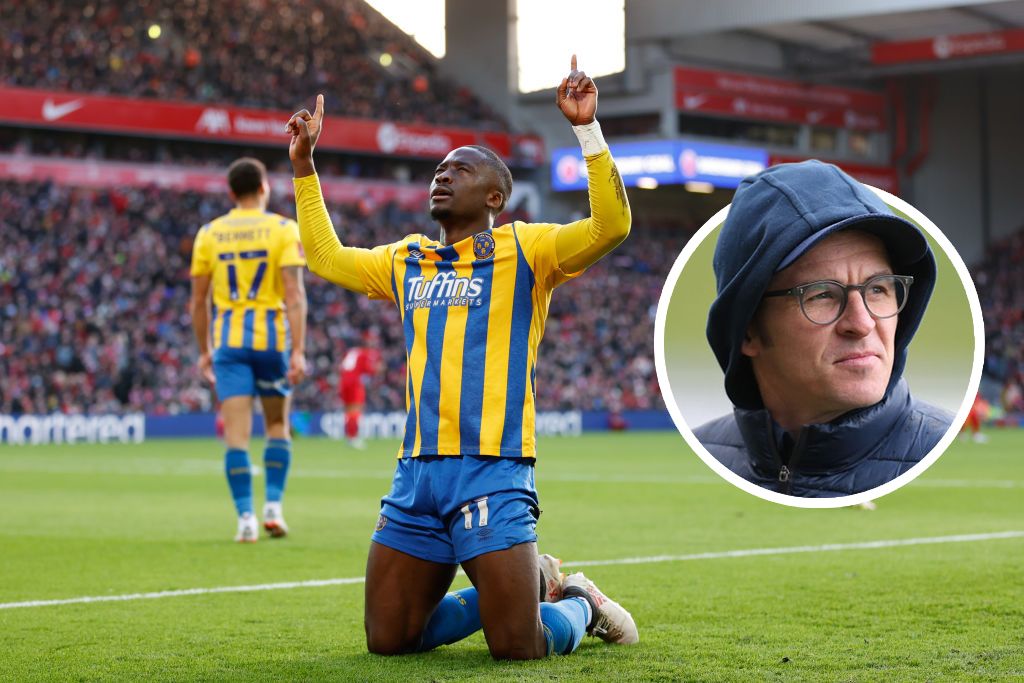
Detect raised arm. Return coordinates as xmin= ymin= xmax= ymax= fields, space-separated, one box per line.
xmin=287 ymin=95 xmax=373 ymax=295
xmin=552 ymin=55 xmax=631 ymax=274
xmin=292 ymin=175 xmax=370 ymax=294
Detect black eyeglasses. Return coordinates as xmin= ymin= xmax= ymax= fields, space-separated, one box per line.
xmin=763 ymin=274 xmax=914 ymax=325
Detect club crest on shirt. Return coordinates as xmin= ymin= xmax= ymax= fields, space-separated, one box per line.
xmin=473 ymin=233 xmax=495 ymax=260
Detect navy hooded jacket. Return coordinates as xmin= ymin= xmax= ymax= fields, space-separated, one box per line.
xmin=694 ymin=161 xmax=955 ymax=497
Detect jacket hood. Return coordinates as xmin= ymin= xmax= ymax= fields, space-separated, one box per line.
xmin=707 ymin=160 xmax=936 ymax=409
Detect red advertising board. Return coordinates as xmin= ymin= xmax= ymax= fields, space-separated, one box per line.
xmin=872 ymin=28 xmax=1024 ymax=65
xmin=769 ymin=155 xmax=899 ymax=195
xmin=676 ymin=91 xmax=885 ymax=130
xmin=676 ymin=66 xmax=886 ymax=111
xmin=0 ymin=154 xmax=429 ymax=209
xmin=675 ymin=66 xmax=887 ymax=131
xmin=0 ymin=86 xmax=545 ymax=166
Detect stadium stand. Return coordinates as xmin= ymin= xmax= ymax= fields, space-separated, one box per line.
xmin=0 ymin=127 xmax=438 ymax=183
xmin=973 ymin=227 xmax=1024 ymax=417
xmin=0 ymin=0 xmax=687 ymax=420
xmin=1 ymin=0 xmax=509 ymax=131
xmin=0 ymin=178 xmax=681 ymax=416
xmin=543 ymin=228 xmax=681 ymax=412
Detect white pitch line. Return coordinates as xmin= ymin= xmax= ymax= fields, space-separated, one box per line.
xmin=0 ymin=577 xmax=366 ymax=610
xmin=3 ymin=530 xmax=1022 ymax=611
xmin=560 ymin=530 xmax=1024 ymax=568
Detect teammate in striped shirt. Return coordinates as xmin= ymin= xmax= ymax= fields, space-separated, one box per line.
xmin=190 ymin=158 xmax=308 ymax=543
xmin=287 ymin=57 xmax=638 ymax=658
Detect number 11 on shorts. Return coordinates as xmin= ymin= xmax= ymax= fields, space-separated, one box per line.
xmin=460 ymin=497 xmax=489 ymax=530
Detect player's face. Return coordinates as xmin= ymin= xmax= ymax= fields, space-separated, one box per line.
xmin=429 ymin=147 xmax=500 ymax=222
xmin=742 ymin=230 xmax=898 ymax=428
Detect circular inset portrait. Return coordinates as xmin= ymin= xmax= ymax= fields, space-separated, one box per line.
xmin=655 ymin=160 xmax=983 ymax=508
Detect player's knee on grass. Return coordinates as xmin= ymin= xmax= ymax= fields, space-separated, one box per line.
xmin=480 ymin=619 xmax=547 ymax=660
xmin=484 ymin=637 xmax=547 ymax=661
xmin=481 ymin=593 xmax=587 ymax=660
xmin=364 ymin=622 xmax=423 ymax=656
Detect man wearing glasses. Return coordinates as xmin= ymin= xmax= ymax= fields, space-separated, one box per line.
xmin=695 ymin=160 xmax=954 ymax=497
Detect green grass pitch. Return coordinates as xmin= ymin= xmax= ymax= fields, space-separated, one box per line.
xmin=2 ymin=431 xmax=1023 ymax=681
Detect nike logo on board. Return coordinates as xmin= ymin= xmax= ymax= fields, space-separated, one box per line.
xmin=42 ymin=99 xmax=85 ymax=121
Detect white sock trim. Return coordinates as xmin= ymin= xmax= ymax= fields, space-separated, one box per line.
xmin=572 ymin=120 xmax=608 ymax=157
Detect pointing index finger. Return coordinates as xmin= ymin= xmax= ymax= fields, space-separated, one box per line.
xmin=314 ymin=93 xmax=324 ymax=121
xmin=571 ymin=54 xmax=577 ymax=71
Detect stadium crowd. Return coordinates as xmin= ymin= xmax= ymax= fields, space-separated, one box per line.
xmin=972 ymin=227 xmax=1024 ymax=417
xmin=541 ymin=229 xmax=679 ymax=413
xmin=2 ymin=0 xmax=510 ymax=131
xmin=0 ymin=178 xmax=679 ymax=417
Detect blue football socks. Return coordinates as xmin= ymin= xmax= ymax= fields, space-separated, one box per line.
xmin=540 ymin=597 xmax=590 ymax=655
xmin=224 ymin=448 xmax=253 ymax=516
xmin=263 ymin=439 xmax=291 ymax=503
xmin=416 ymin=587 xmax=590 ymax=656
xmin=418 ymin=588 xmax=483 ymax=651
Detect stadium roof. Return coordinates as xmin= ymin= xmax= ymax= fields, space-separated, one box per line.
xmin=627 ymin=0 xmax=1024 ymax=77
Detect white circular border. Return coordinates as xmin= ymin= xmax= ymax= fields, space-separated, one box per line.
xmin=653 ymin=185 xmax=985 ymax=508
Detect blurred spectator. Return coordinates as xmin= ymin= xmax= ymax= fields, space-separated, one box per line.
xmin=1 ymin=0 xmax=510 ymax=132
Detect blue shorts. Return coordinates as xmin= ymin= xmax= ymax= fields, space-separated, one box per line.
xmin=371 ymin=455 xmax=540 ymax=564
xmin=213 ymin=347 xmax=291 ymax=400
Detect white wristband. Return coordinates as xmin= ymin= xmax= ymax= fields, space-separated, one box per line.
xmin=572 ymin=120 xmax=608 ymax=157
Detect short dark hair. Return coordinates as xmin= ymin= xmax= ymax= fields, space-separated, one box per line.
xmin=227 ymin=157 xmax=267 ymax=198
xmin=467 ymin=145 xmax=513 ymax=213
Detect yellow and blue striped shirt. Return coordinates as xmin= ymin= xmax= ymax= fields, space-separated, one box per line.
xmin=190 ymin=208 xmax=306 ymax=351
xmin=295 ymin=149 xmax=630 ymax=459
xmin=356 ymin=223 xmax=577 ymax=458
